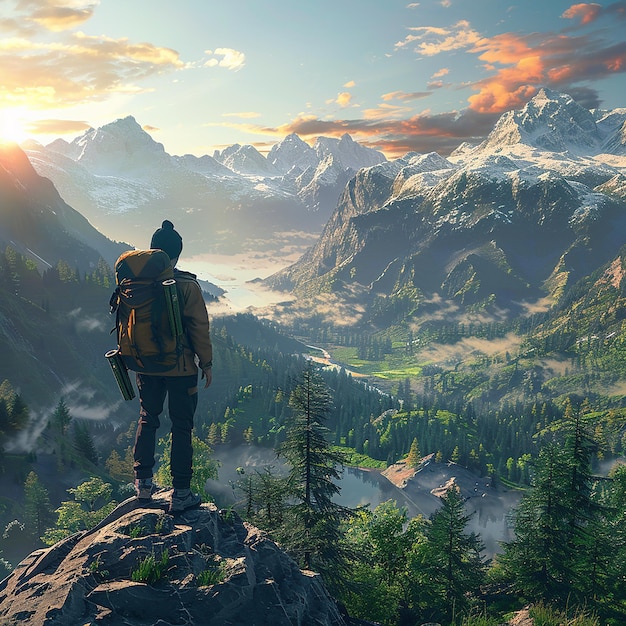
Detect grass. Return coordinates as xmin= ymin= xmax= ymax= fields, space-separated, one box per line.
xmin=196 ymin=561 xmax=227 ymax=587
xmin=329 ymin=346 xmax=424 ymax=381
xmin=332 ymin=445 xmax=387 ymax=469
xmin=130 ymin=549 xmax=170 ymax=585
xmin=529 ymin=603 xmax=599 ymax=626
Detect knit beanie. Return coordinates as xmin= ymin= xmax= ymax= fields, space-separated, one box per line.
xmin=150 ymin=220 xmax=183 ymax=260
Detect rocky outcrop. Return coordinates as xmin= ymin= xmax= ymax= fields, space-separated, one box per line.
xmin=0 ymin=494 xmax=348 ymax=625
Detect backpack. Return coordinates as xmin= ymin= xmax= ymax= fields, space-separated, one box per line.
xmin=109 ymin=249 xmax=183 ymax=373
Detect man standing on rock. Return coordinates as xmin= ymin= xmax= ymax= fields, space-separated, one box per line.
xmin=131 ymin=220 xmax=213 ymax=513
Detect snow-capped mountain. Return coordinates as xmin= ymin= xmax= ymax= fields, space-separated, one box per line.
xmin=213 ymin=143 xmax=281 ymax=177
xmin=267 ymin=133 xmax=319 ymax=174
xmin=48 ymin=116 xmax=171 ymax=176
xmin=267 ymin=88 xmax=626 ymax=321
xmin=24 ymin=118 xmax=386 ymax=255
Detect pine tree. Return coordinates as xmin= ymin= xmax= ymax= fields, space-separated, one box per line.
xmin=50 ymin=397 xmax=72 ymax=468
xmin=498 ymin=441 xmax=578 ymax=604
xmin=277 ymin=362 xmax=352 ymax=590
xmin=73 ymin=421 xmax=99 ymax=465
xmin=405 ymin=437 xmax=421 ymax=467
xmin=24 ymin=472 xmax=53 ymax=542
xmin=411 ymin=486 xmax=485 ymax=622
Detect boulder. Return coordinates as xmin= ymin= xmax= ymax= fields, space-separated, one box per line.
xmin=0 ymin=494 xmax=347 ymax=625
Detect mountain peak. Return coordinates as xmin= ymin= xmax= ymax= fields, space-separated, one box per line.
xmin=267 ymin=133 xmax=318 ymax=174
xmin=68 ymin=116 xmax=168 ymax=175
xmin=478 ymin=87 xmax=600 ymax=154
xmin=313 ymin=133 xmax=386 ymax=171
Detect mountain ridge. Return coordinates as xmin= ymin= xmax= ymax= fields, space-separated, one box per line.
xmin=265 ymin=88 xmax=626 ymax=325
xmin=24 ymin=119 xmax=387 ymax=255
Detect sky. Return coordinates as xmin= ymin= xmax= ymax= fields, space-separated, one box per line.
xmin=0 ymin=0 xmax=625 ymax=159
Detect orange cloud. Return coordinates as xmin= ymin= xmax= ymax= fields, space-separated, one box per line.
xmin=218 ymin=108 xmax=500 ymax=159
xmin=466 ymin=29 xmax=626 ymax=113
xmin=562 ymin=3 xmax=603 ymax=25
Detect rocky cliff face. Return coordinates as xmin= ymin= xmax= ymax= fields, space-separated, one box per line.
xmin=0 ymin=495 xmax=349 ymax=626
xmin=267 ymin=89 xmax=626 ymax=317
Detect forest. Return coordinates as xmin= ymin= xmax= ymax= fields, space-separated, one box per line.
xmin=0 ymin=246 xmax=625 ymax=625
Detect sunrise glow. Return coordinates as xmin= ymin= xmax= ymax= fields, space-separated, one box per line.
xmin=0 ymin=109 xmax=30 ymax=144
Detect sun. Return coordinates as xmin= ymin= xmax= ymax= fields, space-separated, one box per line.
xmin=0 ymin=108 xmax=30 ymax=144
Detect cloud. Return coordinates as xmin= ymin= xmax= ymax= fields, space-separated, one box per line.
xmin=0 ymin=1 xmax=244 ymax=114
xmin=396 ymin=20 xmax=481 ymax=56
xmin=344 ymin=80 xmax=356 ymax=88
xmin=215 ymin=107 xmax=500 ymax=158
xmin=335 ymin=91 xmax=353 ymax=107
xmin=432 ymin=68 xmax=450 ymax=78
xmin=562 ymin=1 xmax=626 ymax=27
xmin=0 ymin=32 xmax=184 ymax=109
xmin=31 ymin=4 xmax=97 ymax=31
xmin=24 ymin=117 xmax=91 ymax=135
xmin=381 ymin=90 xmax=431 ymax=101
xmin=395 ymin=9 xmax=625 ymax=116
xmin=562 ymin=3 xmax=603 ymax=25
xmin=204 ymin=47 xmax=246 ymax=71
xmin=420 ymin=332 xmax=523 ymax=367
xmin=363 ymin=103 xmax=414 ymax=121
xmin=467 ymin=30 xmax=626 ymax=113
xmin=222 ymin=111 xmax=261 ymax=119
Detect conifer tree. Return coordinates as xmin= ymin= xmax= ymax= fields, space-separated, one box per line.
xmin=405 ymin=437 xmax=421 ymax=467
xmin=277 ymin=362 xmax=352 ymax=589
xmin=73 ymin=421 xmax=99 ymax=465
xmin=24 ymin=471 xmax=53 ymax=542
xmin=498 ymin=441 xmax=581 ymax=604
xmin=49 ymin=397 xmax=72 ymax=468
xmin=410 ymin=486 xmax=485 ymax=622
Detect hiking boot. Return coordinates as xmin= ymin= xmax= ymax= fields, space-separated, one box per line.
xmin=169 ymin=488 xmax=202 ymax=514
xmin=134 ymin=478 xmax=157 ymax=500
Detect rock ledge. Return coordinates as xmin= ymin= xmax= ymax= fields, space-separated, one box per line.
xmin=0 ymin=494 xmax=347 ymax=625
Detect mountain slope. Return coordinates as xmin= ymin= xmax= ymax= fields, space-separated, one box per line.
xmin=0 ymin=142 xmax=128 ymax=271
xmin=267 ymin=89 xmax=626 ymax=322
xmin=24 ymin=119 xmax=386 ymax=254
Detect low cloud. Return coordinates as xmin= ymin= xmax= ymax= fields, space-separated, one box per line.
xmin=3 ymin=409 xmax=47 ymax=453
xmin=229 ymin=107 xmax=499 ymax=157
xmin=76 ymin=317 xmax=107 ymax=332
xmin=420 ymin=332 xmax=523 ymax=366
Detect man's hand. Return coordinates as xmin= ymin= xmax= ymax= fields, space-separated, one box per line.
xmin=201 ymin=367 xmax=212 ymax=388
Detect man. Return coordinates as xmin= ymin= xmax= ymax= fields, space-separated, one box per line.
xmin=133 ymin=220 xmax=213 ymax=513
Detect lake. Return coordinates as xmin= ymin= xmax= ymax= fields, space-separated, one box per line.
xmin=207 ymin=444 xmax=521 ymax=558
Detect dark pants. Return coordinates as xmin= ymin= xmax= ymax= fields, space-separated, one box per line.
xmin=133 ymin=373 xmax=198 ymax=490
